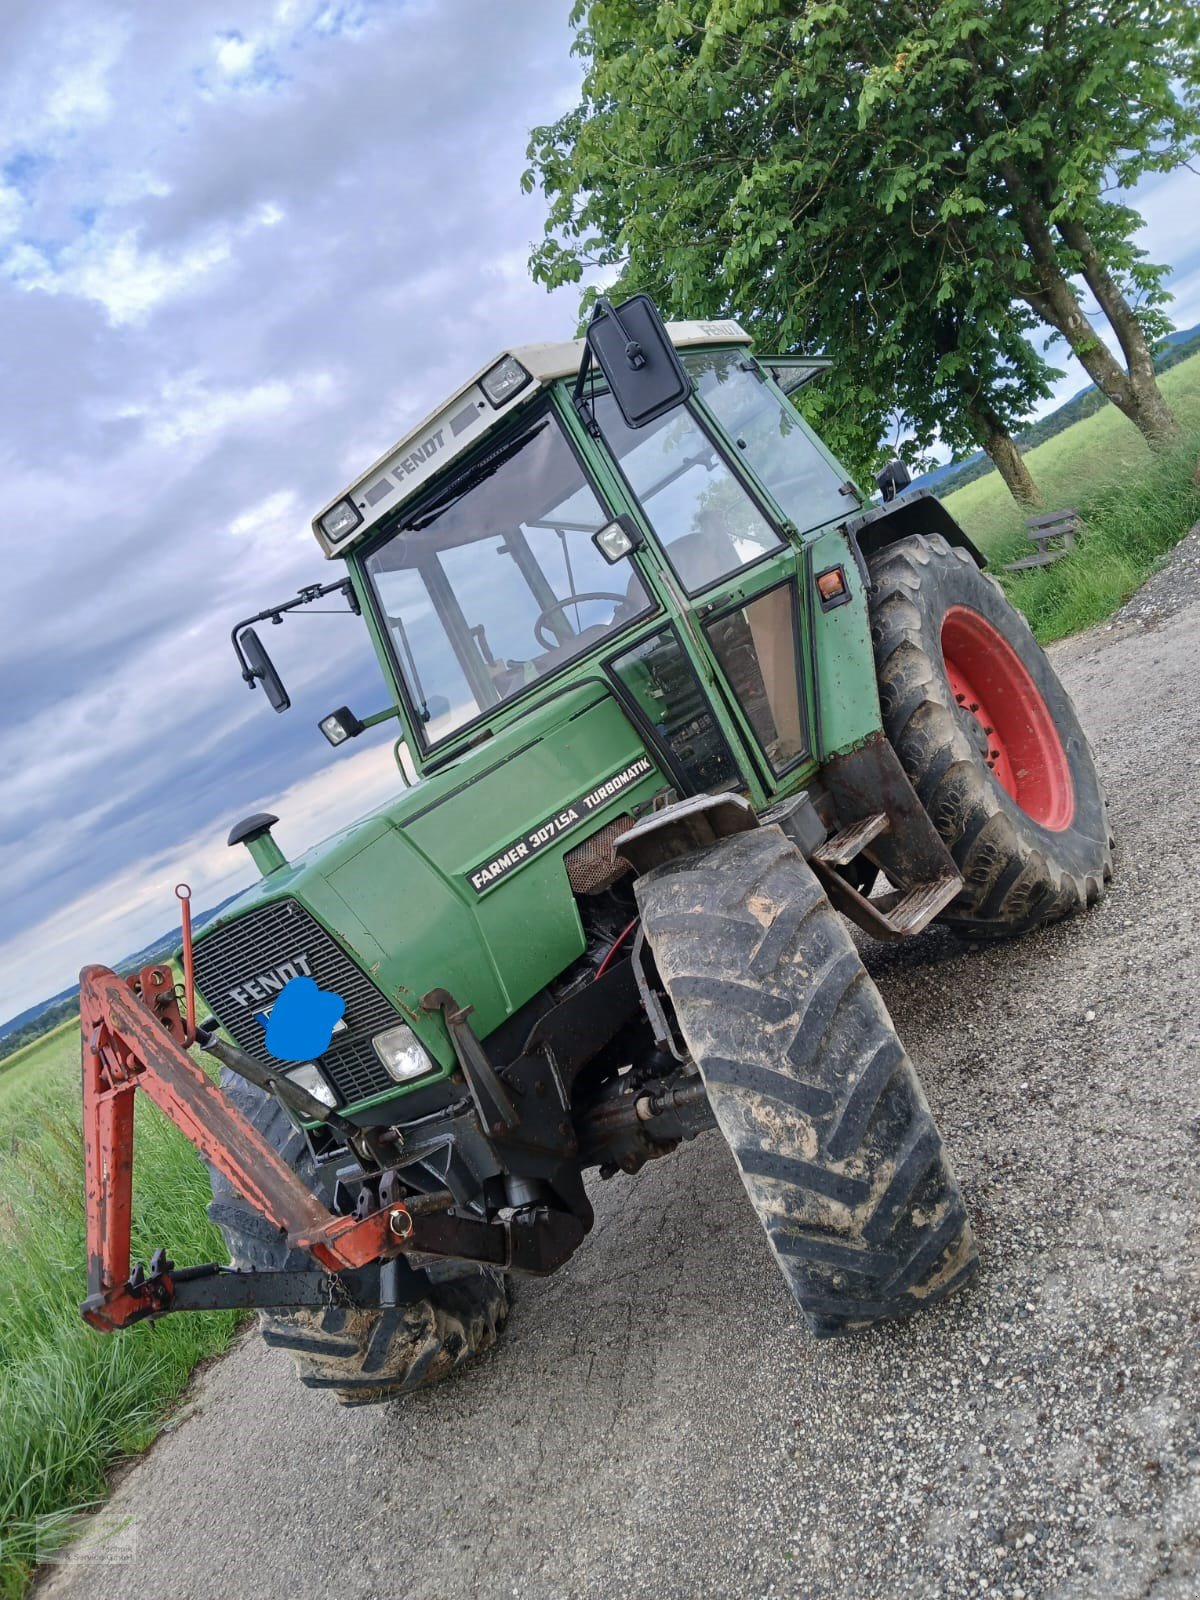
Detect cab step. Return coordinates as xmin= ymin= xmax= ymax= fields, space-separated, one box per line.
xmin=812 ymin=812 xmax=889 ymax=867
xmin=868 ymin=873 xmax=963 ymax=936
xmin=810 ymin=856 xmax=963 ymax=941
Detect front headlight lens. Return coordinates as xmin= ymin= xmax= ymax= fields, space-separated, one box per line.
xmin=285 ymin=1062 xmax=337 ymax=1109
xmin=372 ymin=1023 xmax=434 ymax=1083
xmin=318 ymin=705 xmax=363 ymax=746
xmin=480 ymin=355 xmax=531 ymax=408
xmin=317 ymin=497 xmax=363 ymax=543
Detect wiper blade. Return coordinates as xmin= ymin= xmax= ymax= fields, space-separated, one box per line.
xmin=409 ymin=421 xmax=548 ymax=530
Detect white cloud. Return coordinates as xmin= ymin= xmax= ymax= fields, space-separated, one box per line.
xmin=5 ymin=227 xmax=232 ymax=324
xmin=214 ymin=33 xmax=261 ymax=79
xmin=46 ymin=52 xmax=117 ymax=129
xmin=119 ymin=370 xmax=341 ymax=447
xmin=229 ymin=488 xmax=302 ymax=541
xmin=0 ymin=180 xmax=293 ymax=324
xmin=0 ymin=180 xmax=23 ymax=240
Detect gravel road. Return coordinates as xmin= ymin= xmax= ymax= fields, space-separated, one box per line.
xmin=41 ymin=540 xmax=1200 ymax=1600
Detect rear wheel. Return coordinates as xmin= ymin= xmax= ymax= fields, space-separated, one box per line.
xmin=207 ymin=1077 xmax=509 ymax=1406
xmin=637 ymin=826 xmax=976 ymax=1335
xmin=869 ymin=533 xmax=1112 ymax=936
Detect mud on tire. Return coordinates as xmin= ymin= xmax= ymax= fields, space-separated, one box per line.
xmin=637 ymin=826 xmax=977 ymax=1335
xmin=869 ymin=533 xmax=1113 ymax=936
xmin=207 ymin=1076 xmax=509 ymax=1406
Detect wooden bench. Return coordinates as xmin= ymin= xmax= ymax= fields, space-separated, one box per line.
xmin=1004 ymin=507 xmax=1082 ymax=571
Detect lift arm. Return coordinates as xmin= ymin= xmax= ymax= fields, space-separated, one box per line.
xmin=79 ymin=964 xmax=413 ymax=1330
xmin=78 ymin=963 xmax=587 ymax=1330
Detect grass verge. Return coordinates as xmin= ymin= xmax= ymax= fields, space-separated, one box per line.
xmin=0 ymin=1024 xmax=237 ymax=1599
xmin=943 ymin=352 xmax=1200 ymax=641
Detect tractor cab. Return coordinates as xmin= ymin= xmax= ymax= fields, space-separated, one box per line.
xmin=239 ymin=297 xmax=877 ymax=817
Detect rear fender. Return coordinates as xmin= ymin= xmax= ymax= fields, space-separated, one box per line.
xmin=844 ymin=489 xmax=986 ymax=571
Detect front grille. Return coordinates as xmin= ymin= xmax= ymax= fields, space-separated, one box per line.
xmin=192 ymin=898 xmax=400 ymax=1106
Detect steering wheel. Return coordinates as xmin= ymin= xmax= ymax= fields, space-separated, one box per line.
xmin=533 ymin=592 xmax=628 ymax=651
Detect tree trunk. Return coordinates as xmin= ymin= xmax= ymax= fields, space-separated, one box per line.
xmin=1054 ymin=215 xmax=1180 ymax=450
xmin=956 ymin=36 xmax=1178 ymax=455
xmin=966 ymin=401 xmax=1041 ymax=507
xmin=996 ymin=181 xmax=1174 ymax=453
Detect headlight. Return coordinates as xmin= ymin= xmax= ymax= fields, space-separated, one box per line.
xmin=592 ymin=514 xmax=643 ymax=564
xmin=318 ymin=705 xmax=364 ymax=746
xmin=372 ymin=1023 xmax=434 ymax=1083
xmin=480 ymin=355 xmax=531 ymax=408
xmin=285 ymin=1062 xmax=337 ymax=1109
xmin=317 ymin=497 xmax=363 ymax=543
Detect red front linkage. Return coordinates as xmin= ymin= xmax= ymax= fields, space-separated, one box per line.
xmin=79 ymin=963 xmax=413 ymax=1330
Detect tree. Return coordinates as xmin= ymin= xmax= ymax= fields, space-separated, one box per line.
xmin=528 ymin=0 xmax=1058 ymax=500
xmin=527 ymin=0 xmax=1200 ymax=488
xmin=849 ymin=0 xmax=1199 ymax=448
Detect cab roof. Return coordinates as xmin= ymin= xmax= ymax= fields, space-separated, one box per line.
xmin=311 ymin=318 xmax=752 ymax=558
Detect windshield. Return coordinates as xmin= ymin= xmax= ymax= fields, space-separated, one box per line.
xmin=365 ymin=409 xmax=650 ymax=746
xmin=684 ymin=349 xmax=853 ymax=533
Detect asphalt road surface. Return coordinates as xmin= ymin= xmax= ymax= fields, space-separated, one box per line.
xmin=41 ymin=535 xmax=1200 ymax=1600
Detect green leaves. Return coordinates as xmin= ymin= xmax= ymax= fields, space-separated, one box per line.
xmin=524 ymin=0 xmax=1199 ymax=488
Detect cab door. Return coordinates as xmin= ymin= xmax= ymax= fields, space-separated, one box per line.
xmin=588 ymin=365 xmax=834 ymax=803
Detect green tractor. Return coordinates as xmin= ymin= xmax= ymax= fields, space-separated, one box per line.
xmin=80 ymin=297 xmax=1111 ymax=1403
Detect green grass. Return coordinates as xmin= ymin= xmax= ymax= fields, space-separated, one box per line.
xmin=0 ymin=1022 xmax=237 ymax=1599
xmin=943 ymin=351 xmax=1200 ymax=641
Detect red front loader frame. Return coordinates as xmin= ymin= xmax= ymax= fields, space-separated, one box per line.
xmin=79 ymin=964 xmax=413 ymax=1330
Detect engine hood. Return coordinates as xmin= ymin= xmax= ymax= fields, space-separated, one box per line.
xmin=194 ymin=682 xmax=664 ymax=1104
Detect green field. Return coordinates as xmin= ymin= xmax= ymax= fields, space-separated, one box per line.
xmin=943 ymin=351 xmax=1200 ymax=640
xmin=0 ymin=1020 xmax=237 ymax=1600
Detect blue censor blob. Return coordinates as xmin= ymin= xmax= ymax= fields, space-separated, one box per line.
xmin=261 ymin=976 xmax=346 ymax=1063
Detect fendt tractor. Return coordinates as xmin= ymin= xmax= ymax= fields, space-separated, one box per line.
xmin=80 ymin=297 xmax=1112 ymax=1403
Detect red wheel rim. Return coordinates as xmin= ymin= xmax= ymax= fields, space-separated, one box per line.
xmin=940 ymin=606 xmax=1074 ymax=832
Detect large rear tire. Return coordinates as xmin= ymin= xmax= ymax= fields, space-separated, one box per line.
xmin=869 ymin=533 xmax=1112 ymax=936
xmin=207 ymin=1077 xmax=509 ymax=1406
xmin=636 ymin=826 xmax=977 ymax=1335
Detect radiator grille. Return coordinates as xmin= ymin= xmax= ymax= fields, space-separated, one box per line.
xmin=192 ymin=898 xmax=399 ymax=1106
xmin=564 ymin=816 xmax=635 ymax=895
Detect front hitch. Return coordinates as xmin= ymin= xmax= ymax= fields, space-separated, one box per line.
xmin=78 ymin=964 xmax=587 ymax=1331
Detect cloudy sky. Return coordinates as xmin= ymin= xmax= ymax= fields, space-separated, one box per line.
xmin=1 ymin=0 xmax=1197 ymax=1024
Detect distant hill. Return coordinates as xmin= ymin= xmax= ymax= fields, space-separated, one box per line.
xmin=912 ymin=322 xmax=1200 ymax=498
xmin=0 ymin=890 xmax=244 ymax=1061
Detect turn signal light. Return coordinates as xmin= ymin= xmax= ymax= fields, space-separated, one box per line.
xmin=816 ymin=566 xmax=847 ymax=604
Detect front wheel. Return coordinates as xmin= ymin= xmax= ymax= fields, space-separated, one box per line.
xmin=208 ymin=1077 xmax=509 ymax=1406
xmin=869 ymin=533 xmax=1113 ymax=937
xmin=637 ymin=826 xmax=977 ymax=1335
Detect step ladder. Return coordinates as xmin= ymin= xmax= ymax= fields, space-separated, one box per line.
xmin=811 ymin=812 xmax=962 ymax=939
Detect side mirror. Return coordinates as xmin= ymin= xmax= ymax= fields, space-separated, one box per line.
xmin=583 ymin=294 xmax=691 ymax=430
xmin=876 ymin=459 xmax=912 ymax=503
xmin=240 ymin=627 xmax=291 ymax=713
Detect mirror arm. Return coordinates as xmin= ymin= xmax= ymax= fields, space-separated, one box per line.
xmin=591 ymin=296 xmax=646 ymax=369
xmin=571 ymin=342 xmax=601 ymax=438
xmin=230 ymin=578 xmax=358 ymax=688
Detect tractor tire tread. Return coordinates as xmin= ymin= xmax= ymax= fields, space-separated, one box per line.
xmin=636 ymin=826 xmax=976 ymax=1335
xmin=869 ymin=533 xmax=1113 ymax=936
